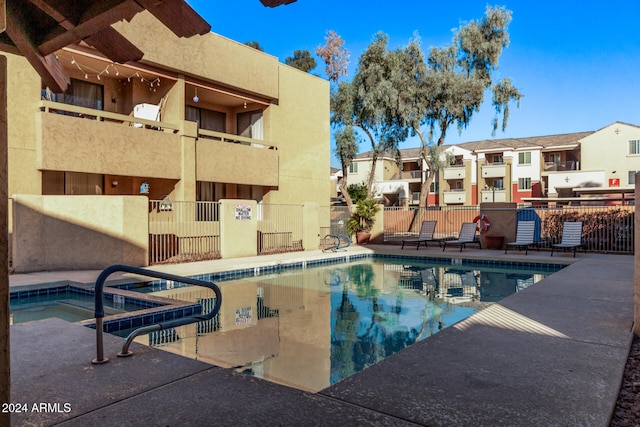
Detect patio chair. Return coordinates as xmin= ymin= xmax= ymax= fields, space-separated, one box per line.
xmin=442 ymin=222 xmax=479 ymax=252
xmin=505 ymin=220 xmax=539 ymax=255
xmin=401 ymin=220 xmax=437 ymax=249
xmin=551 ymin=221 xmax=585 ymax=257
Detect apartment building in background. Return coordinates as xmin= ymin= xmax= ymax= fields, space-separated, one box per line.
xmin=342 ymin=122 xmax=640 ymax=206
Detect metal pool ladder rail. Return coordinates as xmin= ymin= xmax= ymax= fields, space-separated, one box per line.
xmin=91 ymin=264 xmax=222 ymax=364
xmin=322 ymin=234 xmax=351 ymax=252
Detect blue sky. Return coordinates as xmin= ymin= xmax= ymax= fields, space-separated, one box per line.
xmin=187 ymin=1 xmax=640 ymax=167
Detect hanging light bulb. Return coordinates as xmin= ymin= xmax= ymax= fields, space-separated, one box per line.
xmin=243 ymin=101 xmax=247 ymax=109
xmin=193 ymin=87 xmax=199 ymax=103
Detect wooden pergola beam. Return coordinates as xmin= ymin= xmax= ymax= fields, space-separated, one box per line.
xmin=5 ymin=0 xmax=69 ymax=91
xmin=134 ymin=0 xmax=210 ymax=37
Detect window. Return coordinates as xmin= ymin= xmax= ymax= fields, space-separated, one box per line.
xmin=493 ymin=179 xmax=504 ymax=189
xmin=628 ymin=171 xmax=640 ymax=185
xmin=491 ymin=154 xmax=503 ymax=164
xmin=186 ymin=106 xmax=226 ymax=132
xmin=237 ymin=110 xmax=263 ymax=140
xmin=42 ymin=171 xmax=103 ymax=195
xmin=518 ymin=177 xmax=532 ymax=190
xmin=629 ymin=140 xmax=640 ymax=155
xmin=430 ymin=181 xmax=439 ymax=193
xmin=518 ymin=152 xmax=531 ymax=165
xmin=349 ymin=163 xmax=358 ymax=174
xmin=548 ymin=153 xmax=561 ymax=164
xmin=56 ymin=78 xmax=103 ymax=110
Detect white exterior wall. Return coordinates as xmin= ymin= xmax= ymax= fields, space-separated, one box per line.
xmin=580 ymin=122 xmax=640 ymax=186
xmin=512 ymin=149 xmax=542 ymax=184
xmin=444 ymin=145 xmax=477 ymax=184
xmin=548 ymin=170 xmax=606 ymax=195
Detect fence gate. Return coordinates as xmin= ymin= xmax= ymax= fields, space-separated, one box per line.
xmin=256 ymin=204 xmax=304 ymax=255
xmin=148 ymin=200 xmax=220 ymax=264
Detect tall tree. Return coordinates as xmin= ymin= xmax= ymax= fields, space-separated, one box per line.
xmin=401 ymin=6 xmax=522 ymax=207
xmin=331 ymin=33 xmax=407 ymax=199
xmin=317 ymin=30 xmax=354 ymax=205
xmin=244 ymin=41 xmax=264 ymax=51
xmin=316 ymin=30 xmax=350 ymax=83
xmin=285 ymin=49 xmax=317 ymax=72
xmin=334 ymin=126 xmax=358 ymax=207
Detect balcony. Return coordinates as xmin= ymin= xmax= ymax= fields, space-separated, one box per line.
xmin=37 ymin=101 xmax=182 ymax=178
xmin=543 ymin=161 xmax=576 ymax=172
xmin=443 ymin=190 xmax=466 ymax=204
xmin=444 ymin=165 xmax=466 ymax=180
xmin=481 ymin=189 xmax=507 ymax=202
xmin=36 ymin=101 xmax=279 ymax=187
xmin=481 ymin=163 xmax=507 ymax=178
xmin=196 ymin=130 xmax=278 ymax=186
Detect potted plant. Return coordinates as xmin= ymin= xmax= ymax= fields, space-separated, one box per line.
xmin=347 ymin=199 xmax=381 ymax=244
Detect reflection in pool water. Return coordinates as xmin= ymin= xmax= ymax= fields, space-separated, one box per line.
xmin=124 ymin=257 xmax=561 ymax=392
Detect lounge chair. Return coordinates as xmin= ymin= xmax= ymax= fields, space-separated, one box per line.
xmin=401 ymin=220 xmax=437 ymax=249
xmin=505 ymin=220 xmax=539 ymax=255
xmin=442 ymin=222 xmax=479 ymax=252
xmin=551 ymin=221 xmax=585 ymax=257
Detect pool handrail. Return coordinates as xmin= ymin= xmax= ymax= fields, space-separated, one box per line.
xmin=322 ymin=234 xmax=351 ymax=252
xmin=92 ymin=264 xmax=222 ymax=364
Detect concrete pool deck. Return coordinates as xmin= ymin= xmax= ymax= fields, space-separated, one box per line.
xmin=8 ymin=246 xmax=635 ymax=426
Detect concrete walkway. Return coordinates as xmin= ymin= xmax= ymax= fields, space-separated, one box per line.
xmin=8 ymin=247 xmax=634 ymax=426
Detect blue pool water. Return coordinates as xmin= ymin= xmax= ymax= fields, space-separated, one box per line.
xmin=9 ymin=285 xmax=166 ymax=325
xmin=117 ymin=256 xmax=563 ymax=392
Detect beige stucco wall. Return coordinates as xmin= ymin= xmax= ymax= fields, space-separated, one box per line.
xmin=196 ymin=139 xmax=278 ymax=187
xmin=261 ymin=64 xmax=330 ymax=206
xmin=36 ymin=112 xmax=182 ymax=178
xmin=12 ymin=195 xmax=148 ymax=272
xmin=219 ymin=199 xmax=258 ymax=259
xmin=113 ymin=12 xmax=279 ymax=101
xmin=5 ymin=54 xmax=41 ymax=197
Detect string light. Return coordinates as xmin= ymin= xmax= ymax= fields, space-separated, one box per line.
xmin=61 ymin=54 xmax=160 ymax=90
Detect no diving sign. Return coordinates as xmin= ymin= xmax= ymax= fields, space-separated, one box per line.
xmin=235 ymin=203 xmax=252 ymax=220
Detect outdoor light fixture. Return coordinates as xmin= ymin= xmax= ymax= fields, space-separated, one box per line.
xmin=193 ymin=88 xmax=199 ymax=103
xmin=243 ymin=101 xmax=247 ymax=109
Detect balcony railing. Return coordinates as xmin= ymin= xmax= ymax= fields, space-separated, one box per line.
xmin=39 ymin=101 xmax=180 ymax=133
xmin=544 ymin=161 xmax=576 ymax=172
xmin=481 ymin=163 xmax=507 ymax=178
xmin=444 ymin=166 xmax=466 ymax=180
xmin=443 ymin=191 xmax=466 ymax=204
xmin=198 ymin=129 xmax=277 ymax=150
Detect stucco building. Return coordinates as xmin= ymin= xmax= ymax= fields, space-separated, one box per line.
xmin=344 ymin=122 xmax=640 ymax=206
xmin=5 ymin=11 xmax=330 ymax=208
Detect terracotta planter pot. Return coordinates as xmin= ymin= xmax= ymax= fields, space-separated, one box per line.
xmin=356 ymin=232 xmax=371 ymax=245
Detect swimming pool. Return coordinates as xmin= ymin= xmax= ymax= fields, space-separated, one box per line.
xmin=119 ymin=256 xmax=563 ymax=392
xmin=8 ymin=285 xmax=186 ymax=328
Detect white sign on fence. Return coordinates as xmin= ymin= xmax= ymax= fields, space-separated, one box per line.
xmin=235 ymin=306 xmax=253 ymax=325
xmin=235 ymin=203 xmax=252 ymax=220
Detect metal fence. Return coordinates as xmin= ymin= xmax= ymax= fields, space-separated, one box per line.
xmin=383 ymin=205 xmax=634 ymax=254
xmin=256 ymin=204 xmax=304 ymax=255
xmin=149 ymin=200 xmax=220 ymax=264
xmin=384 ymin=206 xmax=480 ymax=242
xmin=319 ymin=206 xmax=350 ymax=239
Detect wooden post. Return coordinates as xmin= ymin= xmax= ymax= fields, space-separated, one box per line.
xmin=0 ymin=53 xmax=11 ymax=427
